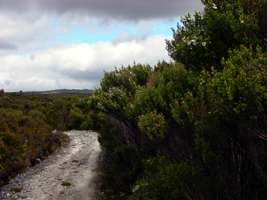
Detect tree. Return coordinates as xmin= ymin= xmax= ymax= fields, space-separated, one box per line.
xmin=167 ymin=0 xmax=263 ymax=71
xmin=0 ymin=89 xmax=4 ymax=96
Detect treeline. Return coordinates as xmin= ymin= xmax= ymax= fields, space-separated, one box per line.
xmin=87 ymin=0 xmax=267 ymax=199
xmin=0 ymin=94 xmax=93 ymax=185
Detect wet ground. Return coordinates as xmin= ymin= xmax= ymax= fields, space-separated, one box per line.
xmin=0 ymin=131 xmax=101 ymax=200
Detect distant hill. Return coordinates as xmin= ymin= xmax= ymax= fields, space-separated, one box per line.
xmin=7 ymin=89 xmax=93 ymax=96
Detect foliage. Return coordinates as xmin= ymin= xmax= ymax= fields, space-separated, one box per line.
xmin=101 ymin=64 xmax=151 ymax=95
xmin=129 ymin=158 xmax=200 ymax=200
xmin=94 ymin=46 xmax=267 ymax=200
xmin=138 ymin=112 xmax=166 ymax=141
xmin=166 ymin=0 xmax=263 ymax=71
xmin=0 ymin=94 xmax=90 ymax=185
xmin=89 ymin=1 xmax=267 ymax=197
xmin=69 ymin=107 xmax=84 ymax=129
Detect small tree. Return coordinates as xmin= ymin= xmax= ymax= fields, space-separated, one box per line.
xmin=166 ymin=0 xmax=262 ymax=71
xmin=0 ymin=89 xmax=4 ymax=96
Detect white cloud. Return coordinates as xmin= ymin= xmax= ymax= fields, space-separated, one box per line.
xmin=0 ymin=12 xmax=173 ymax=52
xmin=0 ymin=0 xmax=202 ymax=92
xmin=0 ymin=35 xmax=170 ymax=91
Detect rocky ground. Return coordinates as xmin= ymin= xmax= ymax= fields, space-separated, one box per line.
xmin=0 ymin=130 xmax=101 ymax=200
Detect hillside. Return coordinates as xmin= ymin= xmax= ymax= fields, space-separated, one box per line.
xmin=6 ymin=89 xmax=93 ymax=96
xmin=0 ymin=93 xmax=94 ymax=186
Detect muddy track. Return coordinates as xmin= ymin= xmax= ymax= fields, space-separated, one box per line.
xmin=0 ymin=131 xmax=101 ymax=200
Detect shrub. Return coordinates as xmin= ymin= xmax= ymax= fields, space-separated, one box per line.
xmin=166 ymin=0 xmax=261 ymax=71
xmin=129 ymin=158 xmax=199 ymax=200
xmin=138 ymin=112 xmax=167 ymax=142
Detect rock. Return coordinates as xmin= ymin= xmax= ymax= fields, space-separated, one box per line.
xmin=11 ymin=187 xmax=23 ymax=193
xmin=19 ymin=195 xmax=28 ymax=199
xmin=61 ymin=181 xmax=72 ymax=187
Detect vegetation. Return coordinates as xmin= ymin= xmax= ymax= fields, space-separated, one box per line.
xmin=62 ymin=181 xmax=72 ymax=187
xmin=0 ymin=94 xmax=92 ymax=185
xmin=87 ymin=0 xmax=267 ymax=199
xmin=1 ymin=0 xmax=267 ymax=198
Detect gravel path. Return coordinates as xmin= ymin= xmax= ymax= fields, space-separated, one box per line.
xmin=0 ymin=131 xmax=101 ymax=200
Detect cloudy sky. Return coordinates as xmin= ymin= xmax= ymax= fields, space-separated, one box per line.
xmin=0 ymin=0 xmax=202 ymax=91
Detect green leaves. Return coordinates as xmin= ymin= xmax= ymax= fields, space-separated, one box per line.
xmin=0 ymin=95 xmax=83 ymax=185
xmin=207 ymin=47 xmax=267 ymax=118
xmin=88 ymin=1 xmax=267 ymax=199
xmin=100 ymin=64 xmax=152 ymax=95
xmin=138 ymin=112 xmax=167 ymax=142
xmin=88 ymin=88 xmax=129 ymax=118
xmin=130 ymin=158 xmax=199 ymax=200
xmin=167 ymin=0 xmax=262 ymax=71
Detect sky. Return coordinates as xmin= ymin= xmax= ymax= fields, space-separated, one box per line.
xmin=0 ymin=0 xmax=203 ymax=92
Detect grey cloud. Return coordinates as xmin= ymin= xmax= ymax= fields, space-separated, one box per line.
xmin=0 ymin=40 xmax=17 ymax=50
xmin=0 ymin=0 xmax=203 ymax=20
xmin=113 ymin=32 xmax=149 ymax=44
xmin=58 ymin=68 xmax=105 ymax=81
xmin=4 ymin=80 xmax=11 ymax=86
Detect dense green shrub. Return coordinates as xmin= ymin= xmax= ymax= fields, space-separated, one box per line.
xmin=0 ymin=94 xmax=89 ymax=185
xmin=87 ymin=1 xmax=267 ymax=199
xmin=132 ymin=87 xmax=165 ymax=117
xmin=94 ymin=47 xmax=267 ymax=200
xmin=101 ymin=64 xmax=151 ymax=95
xmin=138 ymin=112 xmax=166 ymax=142
xmin=129 ymin=158 xmax=200 ymax=200
xmin=69 ymin=107 xmax=84 ymax=129
xmin=166 ymin=0 xmax=262 ymax=71
xmin=0 ymin=108 xmax=53 ymax=184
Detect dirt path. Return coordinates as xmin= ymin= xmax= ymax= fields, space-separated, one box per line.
xmin=0 ymin=131 xmax=101 ymax=200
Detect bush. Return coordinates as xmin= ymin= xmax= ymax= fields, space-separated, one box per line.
xmin=101 ymin=64 xmax=151 ymax=95
xmin=138 ymin=112 xmax=167 ymax=142
xmin=130 ymin=158 xmax=199 ymax=200
xmin=69 ymin=107 xmax=84 ymax=129
xmin=87 ymin=1 xmax=267 ymax=199
xmin=166 ymin=0 xmax=261 ymax=71
xmin=0 ymin=94 xmax=83 ymax=185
